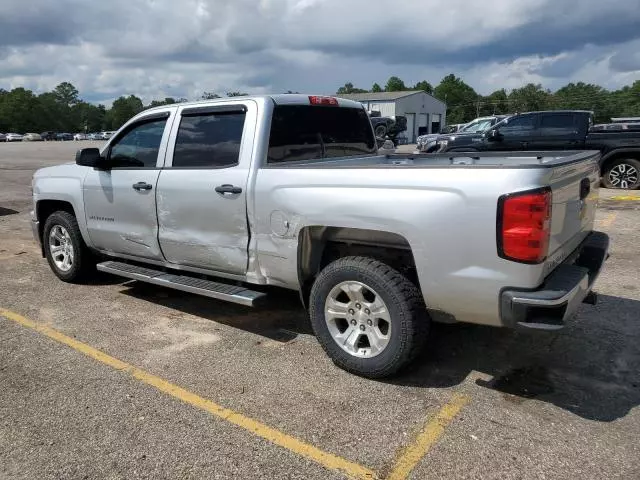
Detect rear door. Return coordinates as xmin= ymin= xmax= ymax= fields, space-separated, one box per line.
xmin=155 ymin=101 xmax=256 ymax=275
xmin=530 ymin=112 xmax=584 ymax=150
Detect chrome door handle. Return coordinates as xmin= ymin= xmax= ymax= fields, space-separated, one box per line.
xmin=132 ymin=182 xmax=152 ymax=191
xmin=215 ymin=184 xmax=242 ymax=195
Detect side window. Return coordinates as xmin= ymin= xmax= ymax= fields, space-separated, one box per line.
xmin=539 ymin=113 xmax=576 ymax=135
xmin=109 ymin=118 xmax=168 ymax=168
xmin=172 ymin=111 xmax=246 ymax=168
xmin=499 ymin=115 xmax=535 ymax=135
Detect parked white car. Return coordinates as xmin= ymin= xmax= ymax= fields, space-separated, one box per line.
xmin=74 ymin=133 xmax=88 ymax=141
xmin=6 ymin=133 xmax=24 ymax=142
xmin=23 ymin=133 xmax=43 ymax=141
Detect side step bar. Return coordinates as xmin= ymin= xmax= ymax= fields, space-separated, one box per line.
xmin=97 ymin=261 xmax=266 ymax=307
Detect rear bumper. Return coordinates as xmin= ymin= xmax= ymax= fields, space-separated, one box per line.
xmin=500 ymin=231 xmax=609 ymax=330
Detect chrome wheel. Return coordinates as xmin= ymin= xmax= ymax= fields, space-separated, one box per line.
xmin=48 ymin=225 xmax=74 ymax=272
xmin=325 ymin=281 xmax=391 ymax=358
xmin=609 ymin=163 xmax=638 ymax=189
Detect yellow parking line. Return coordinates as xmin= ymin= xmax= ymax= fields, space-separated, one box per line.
xmin=0 ymin=308 xmax=376 ymax=480
xmin=599 ymin=212 xmax=618 ymax=228
xmin=386 ymin=393 xmax=470 ymax=480
xmin=610 ymin=195 xmax=640 ymax=201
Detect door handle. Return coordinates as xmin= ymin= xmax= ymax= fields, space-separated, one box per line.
xmin=215 ymin=184 xmax=242 ymax=195
xmin=132 ymin=182 xmax=153 ymax=191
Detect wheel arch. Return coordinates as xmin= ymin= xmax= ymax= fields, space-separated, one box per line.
xmin=296 ymin=226 xmax=419 ymax=309
xmin=600 ymin=148 xmax=640 ymax=171
xmin=36 ymin=200 xmax=77 ymax=255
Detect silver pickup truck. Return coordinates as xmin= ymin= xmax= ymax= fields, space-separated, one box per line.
xmin=31 ymin=94 xmax=609 ymax=378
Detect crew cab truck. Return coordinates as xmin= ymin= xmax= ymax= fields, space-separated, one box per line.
xmin=31 ymin=95 xmax=609 ymax=378
xmin=436 ymin=110 xmax=640 ymax=189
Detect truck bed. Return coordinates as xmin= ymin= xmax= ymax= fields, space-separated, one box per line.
xmin=263 ymin=150 xmax=601 ymax=169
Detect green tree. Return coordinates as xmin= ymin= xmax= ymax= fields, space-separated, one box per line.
xmin=52 ymin=82 xmax=79 ymax=107
xmin=201 ymin=91 xmax=221 ymax=99
xmin=480 ymin=89 xmax=509 ymax=116
xmin=147 ymin=97 xmax=177 ymax=109
xmin=371 ymin=83 xmax=383 ymax=93
xmin=107 ymin=95 xmax=144 ymax=129
xmin=226 ymin=91 xmax=248 ymax=97
xmin=0 ymin=88 xmax=43 ymax=132
xmin=413 ymin=80 xmax=433 ymax=94
xmin=434 ymin=74 xmax=479 ymax=123
xmin=553 ymin=82 xmax=613 ymax=122
xmin=336 ymin=82 xmax=367 ymax=94
xmin=608 ymin=81 xmax=640 ymax=118
xmin=71 ymin=101 xmax=105 ymax=132
xmin=507 ymin=83 xmax=552 ymax=112
xmin=384 ymin=76 xmax=406 ymax=92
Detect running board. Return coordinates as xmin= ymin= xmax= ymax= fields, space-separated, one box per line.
xmin=96 ymin=261 xmax=266 ymax=307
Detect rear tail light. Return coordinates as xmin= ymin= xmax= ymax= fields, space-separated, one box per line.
xmin=309 ymin=95 xmax=338 ymax=106
xmin=497 ymin=187 xmax=552 ymax=264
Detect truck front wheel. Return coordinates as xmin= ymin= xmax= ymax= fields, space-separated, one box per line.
xmin=43 ymin=211 xmax=95 ymax=283
xmin=309 ymin=256 xmax=429 ymax=378
xmin=374 ymin=124 xmax=387 ymax=138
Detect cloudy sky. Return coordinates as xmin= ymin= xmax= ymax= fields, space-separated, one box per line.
xmin=1 ymin=0 xmax=640 ymax=105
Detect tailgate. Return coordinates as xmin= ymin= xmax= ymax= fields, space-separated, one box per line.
xmin=543 ymin=155 xmax=600 ymax=276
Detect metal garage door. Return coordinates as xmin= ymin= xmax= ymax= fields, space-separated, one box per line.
xmin=418 ymin=114 xmax=428 ymax=136
xmin=405 ymin=113 xmax=416 ymax=143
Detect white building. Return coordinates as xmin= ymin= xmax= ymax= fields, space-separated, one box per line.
xmin=338 ymin=91 xmax=447 ymax=143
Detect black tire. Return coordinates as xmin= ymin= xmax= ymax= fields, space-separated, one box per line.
xmin=602 ymin=158 xmax=640 ymax=190
xmin=309 ymin=256 xmax=429 ymax=378
xmin=43 ymin=211 xmax=95 ymax=282
xmin=374 ymin=124 xmax=387 ymax=138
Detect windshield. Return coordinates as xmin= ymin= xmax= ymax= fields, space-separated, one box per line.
xmin=459 ymin=119 xmax=494 ymax=133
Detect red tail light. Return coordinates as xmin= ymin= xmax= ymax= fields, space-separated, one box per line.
xmin=309 ymin=95 xmax=338 ymax=106
xmin=498 ymin=188 xmax=552 ymax=264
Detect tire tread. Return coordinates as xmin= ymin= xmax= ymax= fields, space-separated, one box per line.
xmin=309 ymin=256 xmax=429 ymax=378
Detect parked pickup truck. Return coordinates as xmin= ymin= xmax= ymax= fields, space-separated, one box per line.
xmin=31 ymin=95 xmax=609 ymax=378
xmin=435 ymin=110 xmax=640 ymax=189
xmin=415 ymin=115 xmax=510 ymax=153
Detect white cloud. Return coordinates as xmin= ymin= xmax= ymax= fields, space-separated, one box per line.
xmin=0 ymin=0 xmax=639 ymax=103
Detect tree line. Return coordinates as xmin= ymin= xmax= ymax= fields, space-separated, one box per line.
xmin=1 ymin=76 xmax=639 ymax=133
xmin=337 ymin=75 xmax=640 ymax=124
xmin=0 ymin=83 xmax=248 ymax=133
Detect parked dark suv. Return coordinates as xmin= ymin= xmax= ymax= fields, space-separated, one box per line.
xmin=41 ymin=131 xmax=57 ymax=141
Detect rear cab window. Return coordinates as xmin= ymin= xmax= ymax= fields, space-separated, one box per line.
xmin=267 ymin=105 xmax=376 ymax=164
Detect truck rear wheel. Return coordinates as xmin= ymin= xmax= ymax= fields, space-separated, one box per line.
xmin=43 ymin=211 xmax=95 ymax=283
xmin=602 ymin=158 xmax=640 ymax=189
xmin=309 ymin=256 xmax=429 ymax=378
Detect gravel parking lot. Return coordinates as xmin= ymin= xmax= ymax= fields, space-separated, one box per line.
xmin=1 ymin=141 xmax=639 ymax=479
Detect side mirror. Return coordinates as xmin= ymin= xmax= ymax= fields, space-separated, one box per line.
xmin=487 ymin=129 xmax=502 ymax=141
xmin=75 ymin=148 xmax=105 ymax=168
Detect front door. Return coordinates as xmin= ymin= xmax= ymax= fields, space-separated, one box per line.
xmin=83 ymin=112 xmax=172 ymax=259
xmin=156 ymin=103 xmax=254 ymax=275
xmin=490 ymin=114 xmax=538 ymax=151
